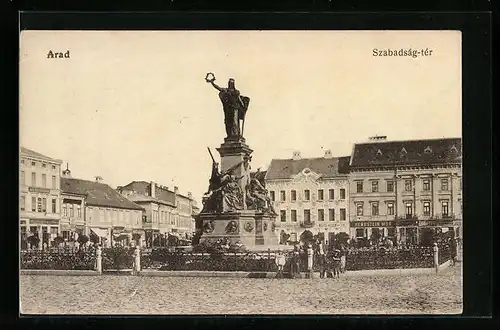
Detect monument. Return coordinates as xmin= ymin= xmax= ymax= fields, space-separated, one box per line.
xmin=194 ymin=73 xmax=278 ymax=250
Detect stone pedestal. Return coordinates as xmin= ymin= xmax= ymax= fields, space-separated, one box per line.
xmin=196 ymin=136 xmax=278 ymax=250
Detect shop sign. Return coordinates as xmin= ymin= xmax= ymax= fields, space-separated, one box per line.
xmin=29 ymin=219 xmax=59 ymax=225
xmin=29 ymin=187 xmax=50 ymax=194
xmin=396 ymin=220 xmax=418 ymax=226
xmin=350 ymin=221 xmax=395 ymax=228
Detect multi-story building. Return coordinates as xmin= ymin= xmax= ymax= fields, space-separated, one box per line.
xmin=61 ymin=174 xmax=144 ymax=247
xmin=59 ymin=165 xmax=86 ymax=240
xmin=20 ymin=147 xmax=63 ymax=249
xmin=348 ymin=136 xmax=462 ymax=245
xmin=265 ymin=150 xmax=351 ymax=245
xmin=117 ymin=181 xmax=197 ymax=247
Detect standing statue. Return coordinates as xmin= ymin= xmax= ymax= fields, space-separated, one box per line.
xmin=206 ymin=73 xmax=250 ymax=138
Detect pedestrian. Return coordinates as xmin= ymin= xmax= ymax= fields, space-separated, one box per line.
xmin=450 ymin=238 xmax=458 ymax=266
xmin=275 ymin=251 xmax=286 ymax=278
xmin=318 ymin=242 xmax=327 ymax=278
xmin=331 ymin=249 xmax=341 ymax=278
xmin=340 ymin=249 xmax=346 ymax=274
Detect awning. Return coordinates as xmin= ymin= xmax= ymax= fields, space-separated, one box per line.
xmin=90 ymin=228 xmax=109 ymax=238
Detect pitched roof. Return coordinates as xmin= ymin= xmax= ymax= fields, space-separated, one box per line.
xmin=118 ymin=181 xmax=176 ymax=205
xmin=61 ymin=178 xmax=144 ymax=210
xmin=350 ymin=137 xmax=462 ymax=168
xmin=20 ymin=147 xmax=62 ymax=163
xmin=265 ymin=156 xmax=350 ymax=180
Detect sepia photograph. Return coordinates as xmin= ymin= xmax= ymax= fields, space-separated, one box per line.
xmin=19 ymin=30 xmax=462 ymax=315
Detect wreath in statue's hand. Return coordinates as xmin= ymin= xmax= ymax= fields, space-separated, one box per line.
xmin=205 ymin=72 xmax=216 ymax=83
xmin=244 ymin=221 xmax=254 ymax=232
xmin=263 ymin=222 xmax=268 ymax=232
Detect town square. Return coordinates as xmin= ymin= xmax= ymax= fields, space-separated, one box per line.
xmin=19 ymin=30 xmax=462 ymax=315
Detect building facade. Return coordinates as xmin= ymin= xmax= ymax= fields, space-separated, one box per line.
xmin=265 ymin=150 xmax=351 ymax=244
xmin=348 ymin=137 xmax=462 ymax=245
xmin=20 ymin=147 xmax=63 ymax=249
xmin=117 ymin=181 xmax=197 ymax=247
xmin=60 ymin=165 xmax=86 ymax=240
xmin=61 ymin=176 xmax=144 ymax=247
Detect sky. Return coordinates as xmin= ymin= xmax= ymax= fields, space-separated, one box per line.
xmin=20 ymin=30 xmax=462 ymax=203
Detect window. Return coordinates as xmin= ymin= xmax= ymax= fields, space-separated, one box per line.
xmin=31 ymin=172 xmax=36 ymax=186
xmin=388 ymin=228 xmax=396 ymax=237
xmin=280 ymin=210 xmax=286 ymax=222
xmin=42 ymin=174 xmax=47 ymax=188
xmin=442 ymin=201 xmax=449 ymax=217
xmin=52 ymin=199 xmax=56 ymax=213
xmin=318 ymin=189 xmax=324 ymax=201
xmin=31 ymin=197 xmax=36 ymax=212
xmin=21 ymin=159 xmax=25 ymax=165
xmin=441 ymin=179 xmax=449 ymax=191
xmin=387 ymin=181 xmax=394 ymax=192
xmin=20 ymin=171 xmax=25 ymax=185
xmin=371 ymin=203 xmax=379 ymax=216
xmin=70 ymin=204 xmax=74 ymax=217
xmin=63 ymin=204 xmax=68 ymax=216
xmin=304 ymin=190 xmax=310 ymax=201
xmin=304 ymin=209 xmax=311 ymax=222
xmin=405 ymin=180 xmax=413 ymax=192
xmin=423 ymin=179 xmax=430 ymax=191
xmin=50 ymin=227 xmax=58 ymax=235
xmin=372 ymin=181 xmax=379 ymax=192
xmin=405 ymin=202 xmax=413 ymax=217
xmin=42 ymin=198 xmax=47 ymax=212
xmin=340 ymin=208 xmax=346 ymax=221
xmin=356 ymin=182 xmax=363 ymax=193
xmin=356 ymin=228 xmax=365 ymax=238
xmin=329 ymin=189 xmax=335 ymax=200
xmin=31 ymin=161 xmax=36 ymax=166
xmin=291 ymin=190 xmax=297 ymax=201
xmin=52 ymin=165 xmax=56 ymax=170
xmin=329 ymin=209 xmax=335 ymax=221
xmin=423 ymin=201 xmax=431 ymax=216
xmin=42 ymin=163 xmax=46 ymax=168
xmin=52 ymin=176 xmax=56 ymax=189
xmin=270 ymin=191 xmax=275 ymax=201
xmin=37 ymin=197 xmax=42 ymax=212
xmin=356 ymin=204 xmax=363 ymax=216
xmin=318 ymin=209 xmax=325 ymax=221
xmin=280 ymin=191 xmax=286 ymax=202
xmin=340 ymin=189 xmax=346 ymax=200
xmin=20 ymin=196 xmax=25 ymax=211
xmin=291 ymin=210 xmax=297 ymax=222
xmin=387 ymin=202 xmax=394 ymax=215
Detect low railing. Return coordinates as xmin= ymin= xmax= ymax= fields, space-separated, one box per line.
xmin=344 ymin=246 xmax=434 ymax=271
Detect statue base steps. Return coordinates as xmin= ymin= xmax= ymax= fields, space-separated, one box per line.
xmin=197 ymin=211 xmax=278 ymax=249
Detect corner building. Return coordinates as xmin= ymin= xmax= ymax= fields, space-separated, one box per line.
xmin=19 ymin=147 xmax=63 ymax=249
xmin=348 ymin=137 xmax=462 ymax=245
xmin=265 ymin=150 xmax=351 ymax=244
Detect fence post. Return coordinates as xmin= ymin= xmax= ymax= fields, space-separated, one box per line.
xmin=433 ymin=243 xmax=439 ymax=274
xmin=135 ymin=246 xmax=141 ymax=274
xmin=96 ymin=246 xmax=102 ymax=274
xmin=307 ymin=244 xmax=314 ymax=279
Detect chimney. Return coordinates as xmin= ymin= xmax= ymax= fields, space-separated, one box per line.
xmin=368 ymin=135 xmax=387 ymax=142
xmin=150 ymin=181 xmax=156 ymax=198
xmin=324 ymin=150 xmax=333 ymax=159
xmin=292 ymin=151 xmax=301 ymax=160
xmin=94 ymin=175 xmax=103 ymax=183
xmin=174 ymin=186 xmax=179 ymax=194
xmin=188 ymin=192 xmax=192 ymax=199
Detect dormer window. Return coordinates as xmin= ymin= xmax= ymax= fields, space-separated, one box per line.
xmin=376 ymin=149 xmax=383 ymax=156
xmin=303 ymin=168 xmax=311 ymax=175
xmin=450 ymin=145 xmax=458 ymax=153
xmin=400 ymin=147 xmax=407 ymax=154
xmin=424 ymin=146 xmax=432 ymax=153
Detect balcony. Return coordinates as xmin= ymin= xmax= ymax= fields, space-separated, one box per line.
xmin=299 ymin=221 xmax=315 ymax=228
xmin=396 ymin=215 xmax=419 ymax=220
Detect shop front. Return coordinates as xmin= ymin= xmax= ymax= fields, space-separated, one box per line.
xmin=350 ymin=220 xmax=397 ymax=245
xmin=112 ymin=227 xmax=132 ymax=247
xmin=89 ymin=227 xmax=110 ymax=247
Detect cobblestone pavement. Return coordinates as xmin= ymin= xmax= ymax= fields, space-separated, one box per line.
xmin=20 ymin=263 xmax=462 ymax=315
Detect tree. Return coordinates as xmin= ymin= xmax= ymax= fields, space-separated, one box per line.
xmin=300 ymin=230 xmax=314 ymax=243
xmin=78 ymin=234 xmax=89 ymax=246
xmin=27 ymin=235 xmax=40 ymax=248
